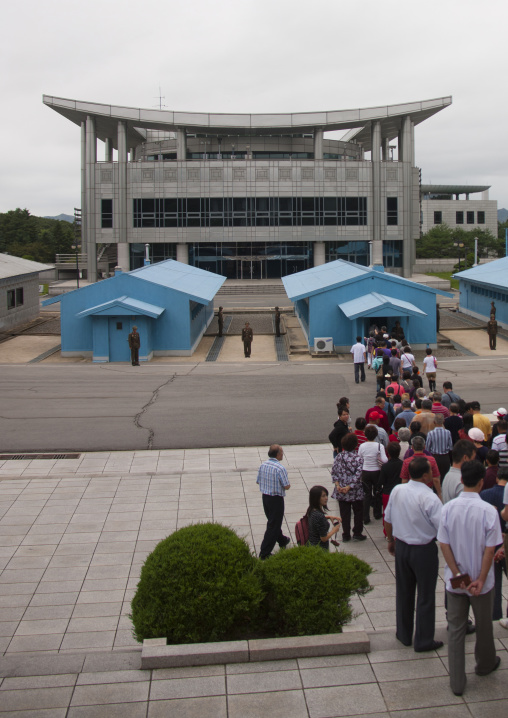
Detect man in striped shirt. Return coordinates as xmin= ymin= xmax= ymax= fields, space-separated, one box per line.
xmin=257 ymin=445 xmax=291 ymax=559
xmin=426 ymin=414 xmax=453 ymax=483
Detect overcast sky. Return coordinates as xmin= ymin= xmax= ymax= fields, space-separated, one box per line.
xmin=1 ymin=0 xmax=507 ymax=216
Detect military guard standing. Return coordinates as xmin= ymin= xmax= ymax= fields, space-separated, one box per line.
xmin=128 ymin=326 xmax=141 ymax=366
xmin=242 ymin=322 xmax=253 ymax=357
xmin=487 ymin=314 xmax=498 ymax=350
xmin=217 ymin=306 xmax=224 ymax=337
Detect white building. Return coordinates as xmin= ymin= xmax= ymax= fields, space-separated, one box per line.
xmin=43 ymin=95 xmax=453 ymax=280
xmin=0 ymin=254 xmax=53 ymax=331
xmin=421 ymin=185 xmax=497 ymax=236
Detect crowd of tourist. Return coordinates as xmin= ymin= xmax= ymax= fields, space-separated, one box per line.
xmin=317 ymin=326 xmax=508 ymax=694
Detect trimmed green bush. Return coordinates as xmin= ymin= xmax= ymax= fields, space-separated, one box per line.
xmin=130 ymin=522 xmax=262 ymax=644
xmin=254 ymin=546 xmax=372 ymax=637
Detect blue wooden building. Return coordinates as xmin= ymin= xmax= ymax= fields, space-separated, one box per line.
xmin=282 ymin=260 xmax=452 ymax=352
xmin=43 ymin=260 xmax=226 ymax=362
xmin=455 ymin=257 xmax=508 ymax=330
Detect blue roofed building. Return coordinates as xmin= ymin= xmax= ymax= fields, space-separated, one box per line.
xmin=43 ymin=259 xmax=226 ymax=361
xmin=282 ymin=260 xmax=452 ymax=352
xmin=454 ymin=257 xmax=508 ymax=330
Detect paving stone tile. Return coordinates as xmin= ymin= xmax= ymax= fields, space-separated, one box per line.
xmin=391 ymin=706 xmax=468 ymax=718
xmin=468 ymin=699 xmax=508 ymax=717
xmin=75 ymin=590 xmax=126 ymax=604
xmin=76 ymin=669 xmax=147 ymax=685
xmin=34 ymin=580 xmax=83 ymax=594
xmin=0 ymin=620 xmax=18 ymax=636
xmin=457 ymin=667 xmax=508 ymax=701
xmin=227 ymin=669 xmax=301 ymax=694
xmin=71 ymin=602 xmax=123 ymax=618
xmin=67 ymin=616 xmax=119 ymax=633
xmin=152 ymin=665 xmax=225 ymax=679
xmin=68 ymin=704 xmax=148 ymax=718
xmin=300 ymin=663 xmax=376 ymax=688
xmin=147 ymin=695 xmax=227 ymax=718
xmin=29 ymin=592 xmax=79 ymax=607
xmin=380 ymin=676 xmax=463 ymax=710
xmin=305 ymin=682 xmax=386 ymax=717
xmin=227 ymin=689 xmax=308 ymax=718
xmin=150 ymin=675 xmax=226 ymax=700
xmin=47 ymin=555 xmax=92 ymax=568
xmin=70 ymin=681 xmax=150 ymax=706
xmin=114 ymin=629 xmax=139 ymax=647
xmin=368 ymin=647 xmax=440 ymax=664
xmin=60 ymin=630 xmax=115 ymax=650
xmin=372 ymin=656 xmax=448 ymax=683
xmin=14 ymin=618 xmax=70 ymax=636
xmin=82 ymin=651 xmax=141 ymax=673
xmin=0 ymin=606 xmax=25 ymax=621
xmin=297 ymin=654 xmax=369 ymax=670
xmin=0 ymin=686 xmax=74 ymax=712
xmin=0 ymin=673 xmax=77 ymax=689
xmin=0 ymin=568 xmax=45 ymax=584
xmin=6 ymin=633 xmax=64 ymax=653
xmin=0 ymin=593 xmax=31 ymax=608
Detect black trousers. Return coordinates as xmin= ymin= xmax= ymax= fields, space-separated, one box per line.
xmin=432 ymin=453 xmax=451 ymax=484
xmin=338 ymin=499 xmax=364 ymax=539
xmin=243 ymin=341 xmax=252 ymax=357
xmin=395 ymin=539 xmax=438 ymax=650
xmin=362 ymin=470 xmax=382 ymax=521
xmin=260 ymin=494 xmax=285 ymax=558
xmin=489 ymin=334 xmax=497 ymax=350
xmin=130 ymin=347 xmax=139 ymax=365
xmin=354 ymin=362 xmax=366 ymax=383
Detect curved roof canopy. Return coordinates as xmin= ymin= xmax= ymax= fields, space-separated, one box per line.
xmin=421 ymin=184 xmax=490 ymax=195
xmin=43 ymin=95 xmax=452 ymax=151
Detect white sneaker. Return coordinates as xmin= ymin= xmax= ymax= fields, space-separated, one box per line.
xmin=499 ymin=618 xmax=508 ymax=629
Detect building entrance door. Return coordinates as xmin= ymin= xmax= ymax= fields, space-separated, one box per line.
xmin=237 ymin=258 xmax=264 ymax=279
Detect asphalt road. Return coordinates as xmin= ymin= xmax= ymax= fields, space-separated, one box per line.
xmin=1 ymin=355 xmax=508 ymax=453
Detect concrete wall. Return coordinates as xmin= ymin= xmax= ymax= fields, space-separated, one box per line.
xmin=0 ymin=273 xmax=40 ymax=331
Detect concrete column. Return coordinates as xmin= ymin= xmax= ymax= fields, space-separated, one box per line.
xmin=117 ymin=243 xmax=130 ymax=273
xmin=176 ymin=130 xmax=187 ymax=160
xmin=129 ymin=147 xmax=135 ymax=162
xmin=482 ymin=190 xmax=489 ymax=200
xmin=104 ymin=137 xmax=113 ymax=162
xmin=382 ymin=137 xmax=390 ymax=161
xmin=176 ymin=243 xmax=189 ymax=264
xmin=117 ymin=121 xmax=128 ymax=271
xmin=85 ymin=116 xmax=97 ymax=283
xmin=314 ymin=129 xmax=324 ymax=160
xmin=371 ymin=121 xmax=383 ymax=267
xmin=81 ymin=121 xmax=87 ymax=268
xmin=400 ymin=115 xmax=414 ymax=278
xmin=313 ymin=241 xmax=326 ymax=266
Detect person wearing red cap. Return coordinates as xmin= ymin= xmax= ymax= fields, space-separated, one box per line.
xmin=365 ymin=397 xmax=390 ymax=434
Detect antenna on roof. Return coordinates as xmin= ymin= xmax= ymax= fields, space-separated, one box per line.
xmin=154 ymin=86 xmax=166 ymax=110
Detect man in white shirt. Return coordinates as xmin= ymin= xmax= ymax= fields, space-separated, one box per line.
xmin=442 ymin=440 xmax=475 ymax=504
xmin=438 ymin=461 xmax=502 ymax=696
xmin=385 ymin=456 xmax=443 ymax=652
xmin=350 ymin=336 xmax=366 ymax=384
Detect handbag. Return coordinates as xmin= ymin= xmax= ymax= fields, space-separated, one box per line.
xmin=376 ymin=443 xmax=384 ymax=468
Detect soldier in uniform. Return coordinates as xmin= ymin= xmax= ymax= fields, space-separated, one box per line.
xmin=274 ymin=307 xmax=281 ymax=337
xmin=217 ymin=306 xmax=224 ymax=337
xmin=242 ymin=322 xmax=254 ymax=357
xmin=128 ymin=326 xmax=141 ymax=365
xmin=490 ymin=301 xmax=496 ymax=318
xmin=487 ymin=314 xmax=498 ymax=350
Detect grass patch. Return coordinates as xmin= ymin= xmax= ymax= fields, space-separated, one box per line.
xmin=425 ymin=272 xmax=459 ymax=290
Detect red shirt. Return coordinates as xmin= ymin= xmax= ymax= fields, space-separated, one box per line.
xmin=431 ymin=402 xmax=450 ymax=418
xmin=354 ymin=430 xmax=367 ymax=450
xmin=400 ymin=453 xmax=440 ymax=488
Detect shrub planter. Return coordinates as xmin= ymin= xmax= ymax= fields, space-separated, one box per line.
xmin=141 ymin=628 xmax=370 ymax=669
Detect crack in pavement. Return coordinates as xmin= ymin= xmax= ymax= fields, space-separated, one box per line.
xmin=133 ymin=374 xmax=177 ymax=449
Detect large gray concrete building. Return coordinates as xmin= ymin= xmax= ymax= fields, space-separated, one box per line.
xmin=420 ymin=184 xmax=497 ymax=236
xmin=43 ymin=95 xmax=452 ymax=281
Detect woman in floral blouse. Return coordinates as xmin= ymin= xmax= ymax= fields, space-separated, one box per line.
xmin=331 ymin=432 xmax=366 ymax=542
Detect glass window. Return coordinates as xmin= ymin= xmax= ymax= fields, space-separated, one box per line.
xmin=387 ymin=197 xmax=398 ymax=225
xmin=7 ymin=289 xmax=15 ymax=309
xmin=467 ymin=211 xmax=474 ymax=224
xmin=456 ymin=211 xmax=464 ymax=224
xmin=434 ymin=211 xmax=442 ymax=224
xmin=477 ymin=211 xmax=485 ymax=224
xmin=101 ymin=199 xmax=113 ymax=228
xmin=15 ymin=288 xmax=23 ymax=306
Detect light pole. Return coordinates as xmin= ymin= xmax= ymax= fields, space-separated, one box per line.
xmin=453 ymin=241 xmax=465 ymax=271
xmin=73 ymin=207 xmax=81 ymax=288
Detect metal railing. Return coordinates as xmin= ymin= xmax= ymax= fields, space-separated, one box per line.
xmin=55 ymin=254 xmax=87 ymax=265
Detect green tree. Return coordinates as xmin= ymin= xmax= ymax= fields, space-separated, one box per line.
xmin=417 ymin=224 xmax=503 ymax=262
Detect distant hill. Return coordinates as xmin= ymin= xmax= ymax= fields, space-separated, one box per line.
xmin=498 ymin=208 xmax=508 ymax=222
xmin=44 ymin=213 xmax=74 ymax=223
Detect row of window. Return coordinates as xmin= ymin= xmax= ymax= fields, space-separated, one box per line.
xmin=7 ymin=288 xmax=24 ymax=310
xmin=147 ymin=151 xmax=317 ymax=161
xmin=434 ymin=211 xmax=485 ymax=225
xmin=131 ymin=197 xmax=369 ymax=228
xmin=470 ymin=285 xmax=507 ymax=302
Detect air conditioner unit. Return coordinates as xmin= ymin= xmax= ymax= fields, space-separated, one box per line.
xmin=314 ymin=337 xmax=334 ymax=353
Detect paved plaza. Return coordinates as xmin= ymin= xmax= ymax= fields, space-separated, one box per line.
xmin=1 ymin=446 xmax=507 ymax=716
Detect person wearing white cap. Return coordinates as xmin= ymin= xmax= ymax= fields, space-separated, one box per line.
xmin=469 ymin=428 xmax=489 ymax=464
xmin=491 ymin=409 xmax=507 ymax=447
